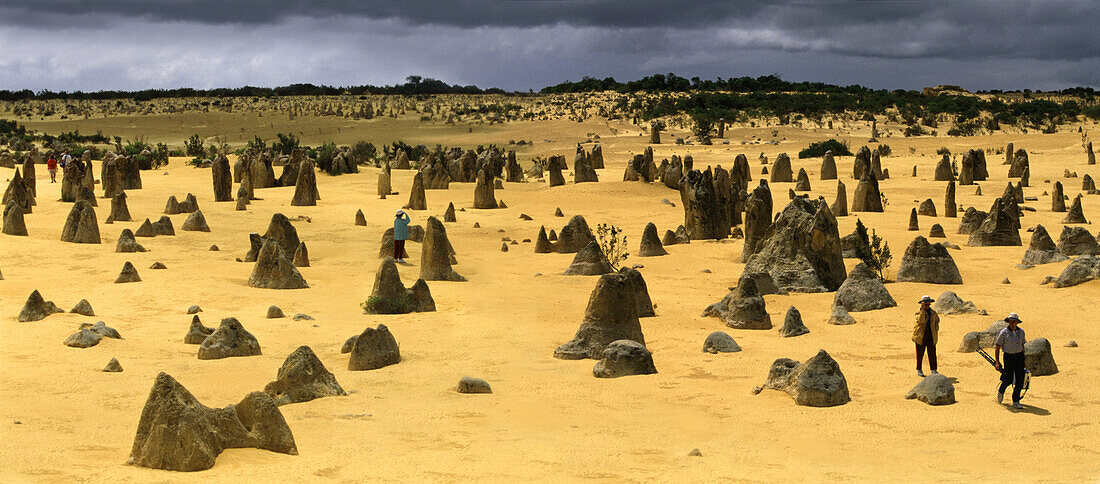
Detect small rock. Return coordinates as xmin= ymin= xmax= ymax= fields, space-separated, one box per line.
xmin=70 ymin=299 xmax=95 ymax=316
xmin=104 ymin=358 xmax=123 ymax=372
xmin=187 ymin=305 xmax=201 ymax=314
xmin=828 ymin=305 xmax=857 ymax=325
xmin=904 ymin=373 xmax=956 ymax=405
xmin=456 ymin=376 xmax=493 ymax=394
xmin=1002 ymin=277 xmax=1011 ymax=284
xmin=209 ymin=245 xmax=219 ymax=251
xmin=293 ymin=313 xmax=314 ymax=321
xmin=266 ymin=306 xmax=285 ymax=318
xmin=1040 ymin=276 xmax=1055 ymax=285
xmin=1064 ymin=340 xmax=1078 ymax=347
xmin=688 ymin=449 xmax=703 ymax=457
xmin=702 ymin=331 xmax=741 ymax=353
xmin=150 ymin=262 xmax=167 ymax=269
xmin=701 ymin=269 xmax=711 ymax=273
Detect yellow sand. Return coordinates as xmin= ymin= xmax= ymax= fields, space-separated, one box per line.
xmin=1 ymin=115 xmax=1099 ymax=483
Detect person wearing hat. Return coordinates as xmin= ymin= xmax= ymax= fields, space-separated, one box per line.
xmin=393 ymin=209 xmax=410 ymax=263
xmin=994 ymin=313 xmax=1027 ymax=409
xmin=911 ymin=295 xmax=940 ymax=377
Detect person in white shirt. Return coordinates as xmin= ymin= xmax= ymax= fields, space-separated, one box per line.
xmin=994 ymin=313 xmax=1027 ymax=409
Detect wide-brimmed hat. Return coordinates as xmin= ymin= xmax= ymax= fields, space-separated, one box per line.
xmin=919 ymin=295 xmax=934 ymax=303
xmin=395 ymin=209 xmax=405 ymax=216
xmin=1005 ymin=313 xmax=1022 ymax=323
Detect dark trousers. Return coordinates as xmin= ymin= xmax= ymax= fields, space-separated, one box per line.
xmin=998 ymin=352 xmax=1026 ymax=403
xmin=916 ymin=342 xmax=937 ymax=372
xmin=393 ymin=239 xmax=406 ymax=260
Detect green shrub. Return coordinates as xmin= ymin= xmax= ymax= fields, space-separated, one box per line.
xmin=797 ymin=138 xmax=852 ymax=158
xmin=247 ymin=135 xmax=266 ymax=152
xmin=185 ymin=134 xmax=205 ymax=157
xmin=904 ymin=124 xmax=928 ymax=137
xmin=360 ymin=294 xmax=410 ymax=314
xmin=854 ymin=219 xmax=892 ymax=280
xmin=314 ymin=141 xmax=339 ymax=174
xmin=273 ymin=132 xmax=300 ymax=155
xmin=936 ymin=147 xmax=951 ymax=156
xmin=596 ymin=223 xmax=629 ymax=270
xmin=349 ymin=140 xmax=377 ymax=165
xmin=876 ymin=144 xmax=892 ymax=157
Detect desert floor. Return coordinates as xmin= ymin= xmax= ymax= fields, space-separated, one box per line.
xmin=2 ymin=115 xmax=1099 ymax=483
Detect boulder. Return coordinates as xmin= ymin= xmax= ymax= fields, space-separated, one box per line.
xmin=743 ymin=197 xmax=846 ymax=293
xmin=355 ymin=209 xmax=368 ymax=226
xmin=929 ymin=224 xmax=946 ymax=238
xmin=263 ymin=346 xmax=346 ymax=405
xmin=127 ymin=372 xmax=297 ymax=472
xmin=1053 ymin=256 xmax=1100 ymax=287
xmin=770 ymin=153 xmax=793 ymax=183
xmin=905 ymin=374 xmax=956 ymax=405
xmin=153 ymin=216 xmax=175 ymax=236
xmin=592 ymin=340 xmax=657 ymax=378
xmin=197 ymin=318 xmax=261 ymax=360
xmin=554 ymin=272 xmax=646 ymax=359
xmin=702 ymin=331 xmax=741 ymax=353
xmin=834 ymin=262 xmax=896 ymax=312
xmin=456 ymin=377 xmax=493 ymax=394
xmin=703 ymin=277 xmax=772 ymax=330
xmin=756 ymin=350 xmax=850 ymax=407
xmin=933 ymin=291 xmax=979 ymax=314
xmin=778 ymin=306 xmax=810 ymax=337
xmin=347 ymin=324 xmax=401 ymax=371
xmin=1024 ymin=338 xmax=1058 ymax=376
xmin=547 ymin=215 xmax=596 ymax=253
xmin=896 ymin=236 xmax=963 ymax=284
xmin=563 ymin=241 xmax=613 ymax=276
xmin=1057 ymin=226 xmax=1100 ymax=256
xmin=1021 ymin=224 xmax=1068 ymax=265
xmin=266 ymin=306 xmax=284 ymax=318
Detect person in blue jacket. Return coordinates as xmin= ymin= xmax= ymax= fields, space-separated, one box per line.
xmin=393 ymin=209 xmax=410 ymax=263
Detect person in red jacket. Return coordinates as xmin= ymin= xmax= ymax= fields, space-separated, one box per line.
xmin=47 ymin=154 xmax=58 ymax=182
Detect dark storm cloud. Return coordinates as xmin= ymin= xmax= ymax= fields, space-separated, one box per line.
xmin=0 ymin=1 xmax=1097 ymax=92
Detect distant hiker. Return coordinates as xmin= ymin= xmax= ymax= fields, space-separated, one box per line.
xmin=47 ymin=154 xmax=58 ymax=182
xmin=60 ymin=151 xmax=72 ymax=168
xmin=393 ymin=209 xmax=410 ymax=263
xmin=995 ymin=313 xmax=1027 ymax=409
xmin=912 ymin=295 xmax=939 ymax=377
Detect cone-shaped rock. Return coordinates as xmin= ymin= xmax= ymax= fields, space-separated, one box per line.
xmin=348 ymin=324 xmax=401 ymax=371
xmin=184 ymin=315 xmax=214 ymax=344
xmin=703 ymin=276 xmax=772 ymax=330
xmin=248 ymin=239 xmax=308 ymax=289
xmin=290 ymin=160 xmax=320 ymax=206
xmin=134 ymin=218 xmax=156 ymax=237
xmin=198 ymin=317 xmax=261 ymax=360
xmin=263 ymin=346 xmax=346 ymax=405
xmin=638 ymin=222 xmax=667 ymax=257
xmin=163 ymin=195 xmax=181 ymax=215
xmin=828 ymin=305 xmax=857 ymax=325
xmin=778 ymin=306 xmax=810 ymax=337
xmin=419 ymin=216 xmax=465 ymax=281
xmin=404 ymin=172 xmax=427 ymax=210
xmin=443 ymin=202 xmax=456 ymax=222
xmin=104 ymin=358 xmax=123 ymax=372
xmin=742 ymin=181 xmax=774 ymax=261
xmin=897 ymin=236 xmax=963 ymax=284
xmin=115 ymin=261 xmax=141 ymax=283
xmin=564 ymin=241 xmax=613 ymax=276
xmin=70 ymin=299 xmax=95 ymax=316
xmin=110 ymin=192 xmax=132 ymax=222
xmin=61 ymin=200 xmax=101 ymax=243
xmin=1063 ymin=195 xmax=1086 ymax=223
xmin=957 ymin=207 xmax=987 ymax=235
xmin=945 ymin=181 xmax=957 ymax=217
xmin=262 ymin=213 xmax=300 ymax=256
xmin=2 ymin=200 xmax=27 ymax=236
xmin=968 ymin=198 xmax=1021 ymax=246
xmin=363 ymin=258 xmax=436 ymax=314
xmin=918 ymin=199 xmax=937 ymax=217
xmin=1052 ymin=181 xmax=1066 ymax=212
xmin=758 ymin=349 xmax=850 ymax=407
xmin=181 ymin=209 xmax=211 ymax=232
xmin=770 ymin=153 xmax=793 ymax=183
xmin=554 ymin=272 xmax=645 ymax=359
xmin=178 ymin=193 xmax=199 ymax=213
xmin=18 ymin=290 xmax=64 ymax=322
xmin=929 ymin=224 xmax=946 ymax=238
xmin=116 ymin=228 xmax=146 ymax=253
xmin=908 ymin=208 xmax=920 ymax=231
xmin=292 ymin=242 xmax=309 ymax=267
xmin=153 ymin=216 xmax=174 ymax=236
xmin=1022 ymin=224 xmax=1068 ymax=265
xmin=354 ymin=209 xmax=367 ymax=226
xmin=934 ymin=155 xmax=954 ymax=181
xmin=3 ymin=169 xmax=33 ymax=214
xmin=831 ymin=180 xmax=848 ymax=217
xmin=851 ymin=170 xmax=883 ymax=212
xmin=550 ymin=215 xmax=596 ymax=253
xmin=794 ymin=168 xmax=811 ymax=191
xmin=127 ymin=372 xmax=296 ymax=471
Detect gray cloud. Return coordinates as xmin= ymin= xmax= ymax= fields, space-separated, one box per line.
xmin=0 ymin=1 xmax=1096 ymax=92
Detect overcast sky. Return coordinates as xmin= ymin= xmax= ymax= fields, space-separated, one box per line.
xmin=0 ymin=0 xmax=1097 ymax=93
